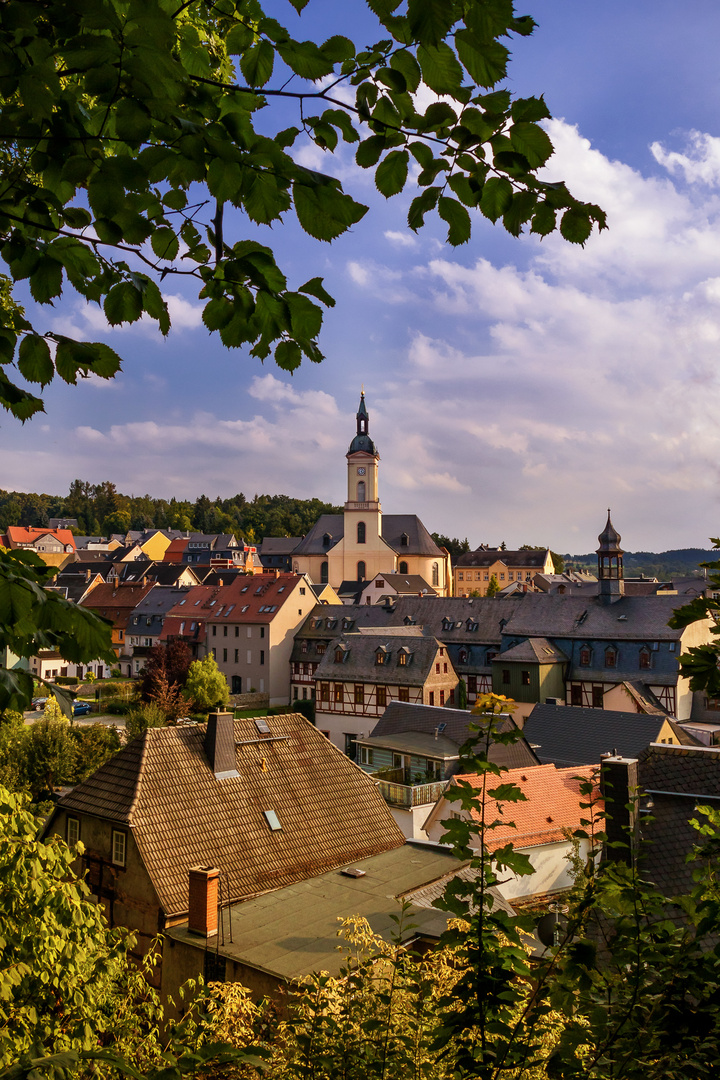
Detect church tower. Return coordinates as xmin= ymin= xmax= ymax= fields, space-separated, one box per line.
xmin=596 ymin=509 xmax=624 ymax=603
xmin=344 ymin=391 xmax=384 ymax=580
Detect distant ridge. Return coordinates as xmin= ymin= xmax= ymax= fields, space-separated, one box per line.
xmin=563 ymin=549 xmax=715 ymax=578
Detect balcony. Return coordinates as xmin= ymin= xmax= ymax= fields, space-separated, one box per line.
xmin=372 ymin=766 xmax=447 ymax=808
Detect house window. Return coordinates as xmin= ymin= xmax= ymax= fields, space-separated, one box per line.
xmin=579 ymin=646 xmax=591 ymax=666
xmin=111 ymin=830 xmax=126 ymax=867
xmin=399 ymin=561 xmax=408 ymax=574
xmin=223 ymin=648 xmax=227 ymax=662
xmin=592 ymin=685 xmax=604 ymax=708
xmin=429 ymin=691 xmax=435 ymax=706
xmin=377 ymin=685 xmax=387 ymax=708
xmin=448 ymin=688 xmax=455 ymax=705
xmin=521 ymin=670 xmax=530 ymax=686
xmin=260 ymin=627 xmax=265 ymax=638
xmin=335 ymin=648 xmax=344 ymax=663
xmin=360 ymin=746 xmax=373 ymax=765
xmin=401 ymin=533 xmax=409 ymax=547
xmin=398 ymin=652 xmax=407 ymax=666
xmin=605 ymin=647 xmax=617 ymax=669
xmin=439 ymin=690 xmax=445 ymax=705
xmin=502 ymin=669 xmax=511 ymax=684
xmin=458 ymin=572 xmax=464 ymax=581
xmin=468 ymin=675 xmax=477 ymax=693
xmin=435 ymin=663 xmax=440 ymax=674
xmin=212 ymin=625 xmax=216 ymax=636
xmin=358 ymin=523 xmax=366 ymax=543
xmin=354 ymin=684 xmax=364 ymax=705
xmin=334 ymin=684 xmax=343 ymax=703
xmin=301 ymin=640 xmax=308 ymax=653
xmin=67 ymin=817 xmax=80 ymax=846
xmin=235 ymin=626 xmax=239 ymax=637
xmin=344 ymin=734 xmax=357 ymax=760
xmin=459 ymin=648 xmax=468 ymax=664
xmin=317 ymin=643 xmax=326 ymax=655
xmin=376 ymin=651 xmax=385 ymax=665
xmin=398 ymin=687 xmax=409 ymax=702
xmin=570 ymin=684 xmax=583 ymax=706
xmin=260 ymin=650 xmax=265 ymax=665
xmin=483 ymin=572 xmax=489 ymax=580
xmin=321 ymin=682 xmax=329 ymax=701
xmin=357 ymin=561 xmax=366 ymax=580
xmin=639 ymin=647 xmax=651 ymax=670
xmin=212 ymin=647 xmax=216 ymax=659
xmin=235 ymin=649 xmax=239 ymax=662
xmin=223 ymin=625 xmax=228 ymax=637
xmin=443 ymin=663 xmax=448 ymax=673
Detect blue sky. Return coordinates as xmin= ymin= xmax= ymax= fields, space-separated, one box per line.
xmin=4 ymin=1 xmax=720 ymax=553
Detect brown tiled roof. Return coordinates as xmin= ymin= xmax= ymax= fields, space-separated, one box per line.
xmin=55 ymin=714 xmax=404 ymax=916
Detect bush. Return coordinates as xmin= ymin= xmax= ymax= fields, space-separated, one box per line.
xmin=103 ymin=698 xmax=133 ymax=716
xmin=125 ymin=702 xmax=166 ymax=740
xmin=291 ymin=698 xmax=315 ymax=724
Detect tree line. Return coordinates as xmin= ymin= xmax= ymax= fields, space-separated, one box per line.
xmin=0 ymin=482 xmax=341 ymax=543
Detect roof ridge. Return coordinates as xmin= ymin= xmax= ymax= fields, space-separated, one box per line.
xmin=125 ymin=729 xmax=151 ymax=824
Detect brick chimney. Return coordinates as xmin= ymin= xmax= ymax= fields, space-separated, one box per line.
xmin=600 ymin=754 xmax=639 ymax=865
xmin=205 ymin=711 xmax=239 ymax=779
xmin=188 ymin=866 xmax=220 ymax=936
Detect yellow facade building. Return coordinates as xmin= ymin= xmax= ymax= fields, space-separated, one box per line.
xmin=293 ymin=394 xmax=451 ymax=596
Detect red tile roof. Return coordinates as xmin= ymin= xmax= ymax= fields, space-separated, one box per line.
xmin=448 ymin=764 xmax=601 ymax=850
xmin=166 ymin=573 xmax=302 ymax=625
xmin=163 ymin=538 xmax=189 ymax=563
xmin=5 ymin=526 xmax=76 ymax=550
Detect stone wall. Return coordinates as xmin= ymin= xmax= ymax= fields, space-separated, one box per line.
xmin=229 ymin=691 xmax=270 ymax=711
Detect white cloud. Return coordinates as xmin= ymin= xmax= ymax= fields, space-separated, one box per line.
xmin=651 ymin=131 xmax=720 ymax=186
xmin=384 ymin=230 xmax=417 ymax=248
xmin=48 ymin=293 xmax=203 ymax=340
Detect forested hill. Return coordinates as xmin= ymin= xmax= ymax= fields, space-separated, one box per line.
xmin=565 ymin=549 xmax=715 ymax=578
xmin=0 ymin=483 xmax=341 ymax=543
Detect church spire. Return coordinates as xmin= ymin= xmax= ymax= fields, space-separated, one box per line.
xmin=596 ymin=509 xmax=624 ymax=603
xmin=348 ymin=390 xmax=377 ymax=455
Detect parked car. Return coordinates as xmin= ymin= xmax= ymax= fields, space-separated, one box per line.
xmin=72 ymin=702 xmax=92 ymax=717
xmin=31 ymin=697 xmax=48 ymax=711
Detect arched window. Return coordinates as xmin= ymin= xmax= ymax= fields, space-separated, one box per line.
xmin=357 ymin=480 xmax=366 ymax=501
xmin=357 ymin=561 xmax=366 ymax=580
xmin=604 ymin=647 xmax=617 ymax=669
xmin=432 ymin=562 xmax=439 ymax=586
xmin=399 ymin=561 xmax=408 ymax=574
xmin=357 ymin=521 xmax=366 ymax=544
xmin=320 ymin=561 xmax=328 ymax=584
xmin=639 ymin=646 xmax=651 ymax=670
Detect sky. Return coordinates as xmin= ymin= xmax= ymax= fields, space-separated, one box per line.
xmin=4 ymin=1 xmax=720 ymax=554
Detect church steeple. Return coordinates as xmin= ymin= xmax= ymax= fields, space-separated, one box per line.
xmin=348 ymin=390 xmax=377 ymax=455
xmin=596 ymin=509 xmax=624 ymax=603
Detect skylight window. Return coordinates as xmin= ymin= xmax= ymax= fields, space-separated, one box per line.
xmin=179 ymin=599 xmax=186 ymax=606
xmin=263 ymin=810 xmax=282 ymax=831
xmin=278 ymin=586 xmax=285 ymax=593
xmin=241 ymin=585 xmax=249 ymax=593
xmin=255 ymin=718 xmax=271 ymax=734
xmin=242 ymin=605 xmax=249 ymax=612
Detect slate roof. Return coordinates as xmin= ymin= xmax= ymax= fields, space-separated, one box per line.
xmin=370 ymin=701 xmax=540 ymax=770
xmin=293 ymin=514 xmax=445 ymax=558
xmin=116 ymin=562 xmax=199 ymax=587
xmin=637 ymin=743 xmax=720 ymax=896
xmin=456 ymin=549 xmax=551 ymax=569
xmin=260 ymin=537 xmax=301 ymax=555
xmin=524 ymin=704 xmax=699 ymax=767
xmin=79 ymin=581 xmax=154 ymax=627
xmin=313 ymin=632 xmax=447 ymax=686
xmin=496 ymin=637 xmax=568 ymax=664
xmin=129 ymin=585 xmax=194 ymax=623
xmin=52 ymin=713 xmax=404 ymax=916
xmin=501 ymin=593 xmax=686 ymax=641
xmin=426 ymin=765 xmax=601 ymax=850
xmin=366 ymin=573 xmax=436 ymax=595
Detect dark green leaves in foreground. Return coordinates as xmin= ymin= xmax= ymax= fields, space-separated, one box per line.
xmin=0 ymin=0 xmax=606 ymax=421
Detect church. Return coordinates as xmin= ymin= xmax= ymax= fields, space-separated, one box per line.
xmin=292 ymin=393 xmax=451 ymax=596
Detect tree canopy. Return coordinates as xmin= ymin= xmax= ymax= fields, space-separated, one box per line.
xmin=0 ymin=0 xmax=605 ymax=423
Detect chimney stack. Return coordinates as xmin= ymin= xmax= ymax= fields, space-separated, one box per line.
xmin=188 ymin=866 xmax=220 ymax=936
xmin=600 ymin=755 xmax=639 ymax=865
xmin=205 ymin=711 xmax=239 ymax=779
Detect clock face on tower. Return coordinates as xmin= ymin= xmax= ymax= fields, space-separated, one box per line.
xmin=357 ymin=467 xmax=366 ymax=475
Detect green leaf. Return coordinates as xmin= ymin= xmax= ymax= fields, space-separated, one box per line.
xmin=104 ymin=282 xmax=143 ymax=325
xmin=202 ymin=298 xmax=235 ymax=331
xmin=139 ymin=279 xmax=170 ymax=335
xmin=438 ymin=196 xmax=471 ymax=245
xmin=274 ymin=340 xmax=302 ymax=371
xmin=286 ymin=0 xmax=310 ymax=12
xmin=293 ymin=183 xmax=368 ymax=241
xmin=417 ymin=43 xmax=464 ymax=96
xmin=150 ymin=227 xmax=180 ymax=261
xmin=375 ymin=150 xmax=408 ymax=197
xmin=244 ymin=172 xmax=291 ymax=224
xmin=407 ymin=0 xmax=457 ymax=46
xmin=206 ymin=158 xmax=243 ymax=203
xmin=321 ymin=109 xmax=359 ymax=144
xmin=479 ymin=177 xmax=513 ymax=222
xmin=560 ymin=206 xmax=594 ymax=245
xmin=277 ymin=40 xmax=334 ymax=80
xmin=240 ymin=40 xmax=275 ymax=87
xmin=509 ymin=122 xmax=554 ymax=168
xmin=29 ymin=257 xmax=62 ymax=303
xmin=320 ymin=35 xmax=355 ymax=63
xmin=455 ymin=30 xmax=509 ymax=88
xmin=17 ymin=335 xmax=53 ymax=386
xmin=390 ymin=49 xmax=422 ymax=93
xmin=502 ymin=190 xmax=538 ymax=236
xmin=285 ymin=292 xmax=323 ymax=338
xmin=511 ymin=95 xmax=552 ymax=123
xmin=356 ymin=135 xmax=387 ymax=168
xmin=408 ymin=185 xmax=440 ymax=231
xmin=0 ymin=370 xmax=44 ymax=421
xmin=530 ymin=202 xmax=556 ymax=236
xmin=299 ymin=277 xmax=336 ymax=307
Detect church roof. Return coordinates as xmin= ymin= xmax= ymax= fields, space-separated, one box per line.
xmin=597 ymin=510 xmax=623 ymax=553
xmin=293 ymin=514 xmax=446 ymax=558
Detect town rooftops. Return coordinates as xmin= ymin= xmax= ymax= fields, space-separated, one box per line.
xmin=501 ymin=592 xmax=688 ymax=641
xmin=456 ymin=548 xmax=551 ymax=569
xmin=164 ymin=572 xmax=303 ymax=624
xmin=424 ymin=764 xmax=601 ymax=851
xmin=366 ymin=573 xmax=437 ymax=596
xmin=79 ymin=581 xmax=154 ymax=624
xmin=370 ymin=701 xmax=540 ymax=770
xmin=524 ymin=703 xmax=699 ymax=767
xmin=4 ymin=525 xmax=76 ymax=550
xmin=51 ymin=713 xmax=404 ymax=917
xmin=496 ymin=637 xmax=568 ymax=664
xmin=314 ymin=631 xmax=450 ymax=686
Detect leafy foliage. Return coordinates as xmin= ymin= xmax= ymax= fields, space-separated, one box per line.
xmin=0 ymin=0 xmax=606 ymax=421
xmin=183 ymin=653 xmax=229 ymax=712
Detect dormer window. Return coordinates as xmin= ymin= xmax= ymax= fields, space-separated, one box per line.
xmin=639 ymin=646 xmax=651 ymax=670
xmin=376 ymin=649 xmax=386 ymax=665
xmin=323 ymin=533 xmax=332 ymax=548
xmin=605 ymin=646 xmax=617 ymax=669
xmin=398 ymin=649 xmax=410 ymax=666
xmin=579 ymin=646 xmax=591 ymax=666
xmin=400 ymin=532 xmax=409 ymax=546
